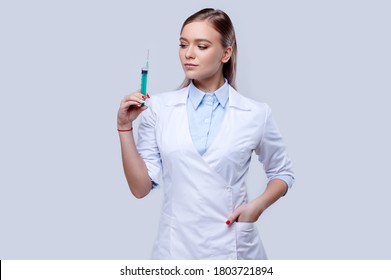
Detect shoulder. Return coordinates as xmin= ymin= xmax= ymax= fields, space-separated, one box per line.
xmin=229 ymin=86 xmax=271 ymax=115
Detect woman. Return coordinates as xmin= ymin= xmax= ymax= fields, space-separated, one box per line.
xmin=117 ymin=8 xmax=294 ymax=260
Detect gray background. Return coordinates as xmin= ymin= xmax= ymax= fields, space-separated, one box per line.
xmin=1 ymin=0 xmax=390 ymax=259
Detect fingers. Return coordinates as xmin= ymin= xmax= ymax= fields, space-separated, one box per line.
xmin=122 ymin=92 xmax=146 ymax=104
xmin=226 ymin=208 xmax=241 ymax=226
xmin=120 ymin=91 xmax=150 ymax=109
xmin=120 ymin=99 xmax=143 ymax=109
xmin=117 ymin=90 xmax=150 ymax=125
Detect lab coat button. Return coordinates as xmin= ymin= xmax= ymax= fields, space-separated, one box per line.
xmin=225 ymin=186 xmax=232 ymax=191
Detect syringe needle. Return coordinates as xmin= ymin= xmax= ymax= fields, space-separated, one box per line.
xmin=146 ymin=49 xmax=149 ymax=68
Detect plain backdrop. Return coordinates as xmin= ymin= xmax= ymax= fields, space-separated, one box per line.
xmin=1 ymin=0 xmax=390 ymax=259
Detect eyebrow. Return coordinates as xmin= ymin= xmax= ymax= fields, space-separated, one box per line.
xmin=179 ymin=37 xmax=212 ymax=44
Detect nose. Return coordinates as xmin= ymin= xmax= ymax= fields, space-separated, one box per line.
xmin=185 ymin=45 xmax=195 ymax=59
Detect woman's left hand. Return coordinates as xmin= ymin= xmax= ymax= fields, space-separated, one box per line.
xmin=226 ymin=179 xmax=288 ymax=225
xmin=226 ymin=201 xmax=263 ymax=225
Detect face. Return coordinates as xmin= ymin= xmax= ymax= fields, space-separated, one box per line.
xmin=179 ymin=21 xmax=232 ymax=84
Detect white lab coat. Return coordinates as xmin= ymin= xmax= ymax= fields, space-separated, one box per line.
xmin=137 ymin=85 xmax=294 ymax=260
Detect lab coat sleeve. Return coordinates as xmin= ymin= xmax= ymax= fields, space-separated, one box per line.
xmin=255 ymin=105 xmax=295 ymax=191
xmin=136 ymin=98 xmax=163 ymax=188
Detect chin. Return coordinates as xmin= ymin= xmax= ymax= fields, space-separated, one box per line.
xmin=184 ymin=73 xmax=199 ymax=80
xmin=184 ymin=72 xmax=207 ymax=80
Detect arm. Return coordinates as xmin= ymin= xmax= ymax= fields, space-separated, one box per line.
xmin=118 ymin=129 xmax=152 ymax=198
xmin=227 ymin=179 xmax=287 ymax=224
xmin=117 ymin=91 xmax=152 ymax=198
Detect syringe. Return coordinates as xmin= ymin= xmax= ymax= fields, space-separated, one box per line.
xmin=140 ymin=50 xmax=149 ymax=106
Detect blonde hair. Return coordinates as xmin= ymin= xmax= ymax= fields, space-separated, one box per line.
xmin=179 ymin=8 xmax=237 ymax=90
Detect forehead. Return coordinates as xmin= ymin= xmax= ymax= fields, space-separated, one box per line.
xmin=180 ymin=21 xmax=221 ymax=42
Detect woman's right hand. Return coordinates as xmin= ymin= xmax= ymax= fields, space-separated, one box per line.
xmin=117 ymin=90 xmax=150 ymax=129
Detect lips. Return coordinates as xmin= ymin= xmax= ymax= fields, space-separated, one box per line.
xmin=184 ymin=63 xmax=198 ymax=69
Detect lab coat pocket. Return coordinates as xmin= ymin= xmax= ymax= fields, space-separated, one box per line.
xmin=235 ymin=222 xmax=267 ymax=260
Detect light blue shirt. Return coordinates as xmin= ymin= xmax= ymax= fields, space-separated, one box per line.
xmin=187 ymin=81 xmax=229 ymax=156
xmin=186 ymin=81 xmax=293 ymax=190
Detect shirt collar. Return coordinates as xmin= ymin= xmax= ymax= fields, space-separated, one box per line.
xmin=165 ymin=82 xmax=251 ymax=111
xmin=188 ymin=80 xmax=229 ymax=110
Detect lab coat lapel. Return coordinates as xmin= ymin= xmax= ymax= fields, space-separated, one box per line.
xmin=203 ymin=85 xmax=252 ymax=153
xmin=162 ymin=85 xmax=228 ymax=185
xmin=163 ymin=85 xmax=252 ymax=182
xmin=197 ymin=86 xmax=252 ymax=184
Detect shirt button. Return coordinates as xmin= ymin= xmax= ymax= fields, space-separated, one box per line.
xmin=204 ymin=118 xmax=209 ymax=123
xmin=225 ymin=186 xmax=232 ymax=191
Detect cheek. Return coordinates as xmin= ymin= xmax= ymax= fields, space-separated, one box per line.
xmin=202 ymin=50 xmax=223 ymax=68
xmin=178 ymin=49 xmax=184 ymax=61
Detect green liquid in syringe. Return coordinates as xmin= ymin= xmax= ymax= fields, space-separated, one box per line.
xmin=140 ymin=67 xmax=148 ymax=106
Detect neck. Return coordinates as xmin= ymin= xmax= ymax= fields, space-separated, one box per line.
xmin=193 ymin=75 xmax=225 ymax=93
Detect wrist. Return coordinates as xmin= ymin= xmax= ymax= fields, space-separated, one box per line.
xmin=117 ymin=122 xmax=133 ymax=131
xmin=117 ymin=127 xmax=133 ymax=132
xmin=251 ymin=197 xmax=267 ymax=217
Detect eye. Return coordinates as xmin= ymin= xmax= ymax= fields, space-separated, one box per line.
xmin=198 ymin=45 xmax=208 ymax=50
xmin=179 ymin=44 xmax=188 ymax=49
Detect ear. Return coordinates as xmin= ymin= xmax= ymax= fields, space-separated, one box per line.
xmin=221 ymin=46 xmax=233 ymax=63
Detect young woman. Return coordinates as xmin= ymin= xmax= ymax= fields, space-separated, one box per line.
xmin=117 ymin=8 xmax=294 ymax=260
